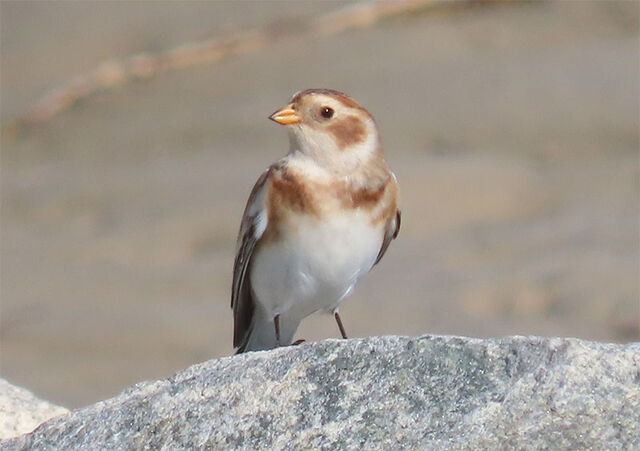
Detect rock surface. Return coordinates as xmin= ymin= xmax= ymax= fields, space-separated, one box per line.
xmin=0 ymin=379 xmax=68 ymax=440
xmin=2 ymin=335 xmax=639 ymax=450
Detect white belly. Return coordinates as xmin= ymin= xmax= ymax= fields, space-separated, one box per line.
xmin=250 ymin=211 xmax=382 ymax=320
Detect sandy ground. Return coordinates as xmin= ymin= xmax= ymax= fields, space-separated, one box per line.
xmin=1 ymin=1 xmax=638 ymax=408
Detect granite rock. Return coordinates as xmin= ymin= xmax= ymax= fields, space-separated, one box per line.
xmin=2 ymin=335 xmax=639 ymax=450
xmin=0 ymin=379 xmax=68 ymax=440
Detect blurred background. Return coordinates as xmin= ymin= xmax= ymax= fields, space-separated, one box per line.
xmin=1 ymin=0 xmax=638 ymax=408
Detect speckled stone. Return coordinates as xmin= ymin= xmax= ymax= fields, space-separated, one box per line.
xmin=0 ymin=379 xmax=68 ymax=440
xmin=2 ymin=335 xmax=639 ymax=450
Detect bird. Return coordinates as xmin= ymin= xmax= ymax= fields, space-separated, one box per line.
xmin=231 ymin=88 xmax=400 ymax=353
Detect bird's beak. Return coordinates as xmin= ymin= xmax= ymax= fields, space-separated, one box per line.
xmin=269 ymin=103 xmax=300 ymax=125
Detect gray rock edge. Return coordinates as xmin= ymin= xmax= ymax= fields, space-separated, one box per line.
xmin=2 ymin=335 xmax=639 ymax=450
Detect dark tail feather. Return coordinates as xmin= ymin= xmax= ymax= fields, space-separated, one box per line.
xmin=232 ymin=279 xmax=255 ymax=354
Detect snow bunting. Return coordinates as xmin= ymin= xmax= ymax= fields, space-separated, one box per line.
xmin=231 ymin=89 xmax=400 ymax=353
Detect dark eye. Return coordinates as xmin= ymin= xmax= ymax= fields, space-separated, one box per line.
xmin=321 ymin=107 xmax=334 ymax=119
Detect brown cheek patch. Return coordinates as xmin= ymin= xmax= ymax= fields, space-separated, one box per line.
xmin=328 ymin=115 xmax=366 ymax=150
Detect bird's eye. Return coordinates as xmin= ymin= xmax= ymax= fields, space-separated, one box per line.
xmin=321 ymin=107 xmax=334 ymax=119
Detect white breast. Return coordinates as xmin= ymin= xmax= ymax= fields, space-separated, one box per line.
xmin=250 ymin=210 xmax=383 ymax=320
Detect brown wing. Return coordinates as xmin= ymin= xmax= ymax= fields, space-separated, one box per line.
xmin=231 ymin=168 xmax=272 ymax=351
xmin=374 ymin=208 xmax=401 ymax=266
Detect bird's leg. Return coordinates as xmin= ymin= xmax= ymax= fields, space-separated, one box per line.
xmin=274 ymin=314 xmax=281 ymax=347
xmin=334 ymin=311 xmax=348 ymax=339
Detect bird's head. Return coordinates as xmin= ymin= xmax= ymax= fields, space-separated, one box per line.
xmin=269 ymin=89 xmax=382 ymax=172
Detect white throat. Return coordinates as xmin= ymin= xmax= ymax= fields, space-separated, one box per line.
xmin=287 ymin=119 xmax=380 ymax=174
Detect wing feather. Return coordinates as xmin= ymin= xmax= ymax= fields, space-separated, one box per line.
xmin=374 ymin=208 xmax=401 ymax=266
xmin=231 ymin=167 xmax=272 ymax=350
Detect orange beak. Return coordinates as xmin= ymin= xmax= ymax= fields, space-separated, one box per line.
xmin=269 ymin=103 xmax=300 ymax=125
